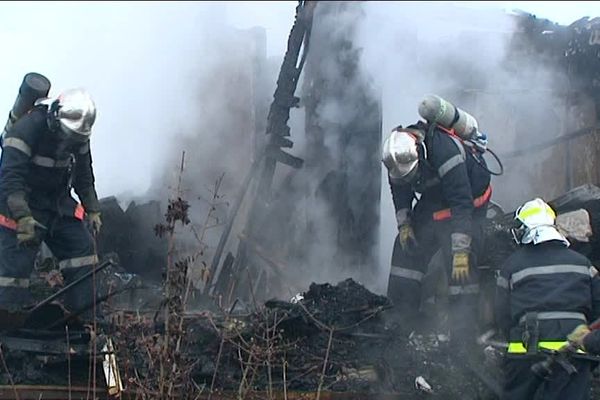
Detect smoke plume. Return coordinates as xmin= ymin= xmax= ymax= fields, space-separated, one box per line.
xmin=1 ymin=2 xmax=593 ymax=298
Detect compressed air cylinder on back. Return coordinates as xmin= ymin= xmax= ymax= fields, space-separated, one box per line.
xmin=418 ymin=94 xmax=479 ymax=141
xmin=2 ymin=72 xmax=51 ymax=138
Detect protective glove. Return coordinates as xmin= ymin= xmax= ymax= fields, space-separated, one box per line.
xmin=399 ymin=223 xmax=418 ymax=252
xmin=451 ymin=251 xmax=471 ymax=283
xmin=451 ymin=233 xmax=472 ymax=284
xmin=86 ymin=212 xmax=102 ymax=236
xmin=16 ymin=216 xmax=45 ymax=245
xmin=396 ymin=208 xmax=417 ymax=251
xmin=567 ymin=324 xmax=591 ymax=350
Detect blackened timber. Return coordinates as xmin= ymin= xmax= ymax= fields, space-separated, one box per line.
xmin=267 ymin=145 xmax=304 ymax=169
xmin=213 ymin=252 xmax=235 ymax=297
xmin=206 ymin=2 xmax=316 ymax=298
xmin=239 ymin=0 xmax=316 ymax=297
xmin=205 ymin=157 xmax=262 ymax=295
xmin=256 ymin=1 xmax=316 ymax=198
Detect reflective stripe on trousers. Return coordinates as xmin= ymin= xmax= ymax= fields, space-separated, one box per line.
xmin=59 ymin=254 xmax=98 ymax=270
xmin=0 ymin=277 xmax=29 ymax=288
xmin=448 ymin=284 xmax=479 ymax=296
xmin=390 ymin=266 xmax=424 ymax=282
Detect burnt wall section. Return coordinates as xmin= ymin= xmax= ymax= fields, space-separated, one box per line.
xmin=133 ymin=26 xmax=270 ymax=288
xmin=513 ymin=15 xmax=600 ymax=115
xmin=489 ymin=15 xmax=600 ymax=209
xmin=97 ymin=197 xmax=167 ymax=282
xmin=302 ymin=2 xmax=382 ymax=278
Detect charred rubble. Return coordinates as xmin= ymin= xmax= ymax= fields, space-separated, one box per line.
xmin=2 ymin=185 xmax=600 ymax=399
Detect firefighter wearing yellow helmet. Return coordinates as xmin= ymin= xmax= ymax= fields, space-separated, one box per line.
xmin=496 ymin=198 xmax=600 ymax=400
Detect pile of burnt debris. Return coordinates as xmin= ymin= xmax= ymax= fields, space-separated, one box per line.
xmin=4 ymin=278 xmax=600 ymax=399
xmin=189 ymin=278 xmax=498 ymax=398
xmin=2 ymin=185 xmax=600 ymax=399
xmin=0 ymin=278 xmax=498 ymax=399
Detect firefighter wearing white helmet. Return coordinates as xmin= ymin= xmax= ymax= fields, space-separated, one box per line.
xmin=52 ymin=88 xmax=97 ymax=142
xmin=496 ymin=198 xmax=600 ymax=400
xmin=382 ymin=119 xmax=492 ymax=343
xmin=382 ymin=129 xmax=420 ymax=183
xmin=0 ymin=86 xmax=101 ymax=322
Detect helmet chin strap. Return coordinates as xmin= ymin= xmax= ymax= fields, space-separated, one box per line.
xmin=511 ymin=225 xmax=525 ymax=245
xmin=46 ymin=99 xmax=62 ymax=133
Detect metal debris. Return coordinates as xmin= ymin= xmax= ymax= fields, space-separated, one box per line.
xmin=290 ymin=293 xmax=304 ymax=303
xmin=415 ymin=376 xmax=433 ymax=394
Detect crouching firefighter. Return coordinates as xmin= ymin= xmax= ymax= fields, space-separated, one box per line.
xmin=0 ymin=88 xmax=102 ymax=321
xmin=495 ymin=198 xmax=600 ymax=400
xmin=381 ymin=117 xmax=491 ymax=342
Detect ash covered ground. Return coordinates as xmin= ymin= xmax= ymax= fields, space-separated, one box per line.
xmin=3 ymin=277 xmax=600 ymax=399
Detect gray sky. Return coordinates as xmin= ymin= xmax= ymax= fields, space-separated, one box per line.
xmin=0 ymin=1 xmax=597 ymax=199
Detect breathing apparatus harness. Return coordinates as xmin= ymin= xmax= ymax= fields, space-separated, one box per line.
xmin=424 ymin=115 xmax=504 ymax=177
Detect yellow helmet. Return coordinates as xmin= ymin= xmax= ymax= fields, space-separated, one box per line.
xmin=512 ymin=198 xmax=568 ymax=246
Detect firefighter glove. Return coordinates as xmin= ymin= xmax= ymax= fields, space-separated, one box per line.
xmin=399 ymin=223 xmax=418 ymax=252
xmin=396 ymin=208 xmax=417 ymax=251
xmin=451 ymin=251 xmax=471 ymax=283
xmin=16 ymin=216 xmax=45 ymax=245
xmin=567 ymin=324 xmax=591 ymax=350
xmin=86 ymin=212 xmax=102 ymax=236
xmin=450 ymin=232 xmax=472 ymax=283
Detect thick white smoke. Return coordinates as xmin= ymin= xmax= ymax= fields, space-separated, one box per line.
xmin=0 ymin=2 xmax=294 ymax=202
xmin=0 ymin=2 xmax=595 ymax=297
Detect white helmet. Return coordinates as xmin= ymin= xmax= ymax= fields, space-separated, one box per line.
xmin=512 ymin=198 xmax=569 ymax=246
xmin=382 ymin=129 xmax=419 ymax=182
xmin=54 ymin=88 xmax=96 ymax=142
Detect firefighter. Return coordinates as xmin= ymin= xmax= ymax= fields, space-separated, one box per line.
xmin=495 ymin=198 xmax=600 ymax=400
xmin=382 ymin=119 xmax=491 ymax=341
xmin=0 ymin=88 xmax=102 ymax=318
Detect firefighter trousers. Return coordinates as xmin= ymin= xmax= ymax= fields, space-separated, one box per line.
xmin=0 ymin=210 xmax=98 ymax=313
xmin=387 ymin=218 xmax=483 ymax=337
xmin=501 ymin=357 xmax=592 ymax=400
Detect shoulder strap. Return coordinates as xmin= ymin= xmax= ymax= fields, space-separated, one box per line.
xmin=447 ymin=135 xmax=466 ymax=161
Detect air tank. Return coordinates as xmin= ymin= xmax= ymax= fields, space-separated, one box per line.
xmin=2 ymin=73 xmax=51 ymax=137
xmin=418 ymin=94 xmax=479 ymax=141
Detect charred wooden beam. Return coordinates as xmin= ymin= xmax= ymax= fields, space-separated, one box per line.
xmin=207 ymin=1 xmax=318 ymax=298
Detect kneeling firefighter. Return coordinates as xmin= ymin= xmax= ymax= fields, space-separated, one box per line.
xmin=0 ymin=73 xmax=102 ymax=320
xmin=382 ymin=95 xmax=492 ymax=343
xmin=495 ymin=198 xmax=600 ymax=400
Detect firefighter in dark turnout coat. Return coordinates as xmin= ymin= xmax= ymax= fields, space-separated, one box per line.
xmin=0 ymin=88 xmax=102 ymax=316
xmin=495 ymin=198 xmax=600 ymax=400
xmin=382 ymin=121 xmax=491 ymax=340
